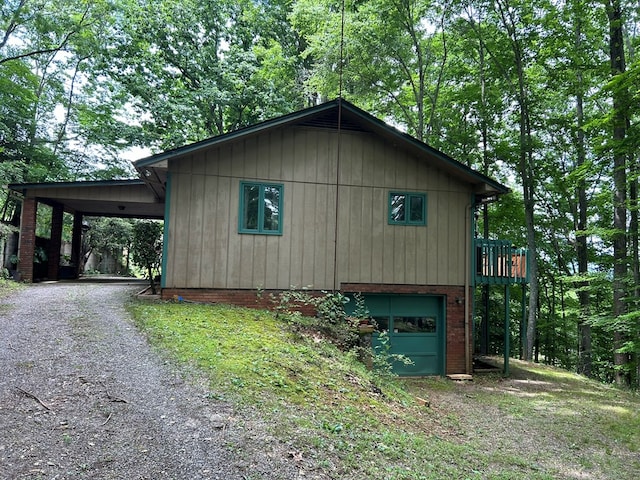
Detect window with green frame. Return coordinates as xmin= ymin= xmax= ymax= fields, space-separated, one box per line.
xmin=239 ymin=181 xmax=283 ymax=234
xmin=388 ymin=191 xmax=427 ymax=225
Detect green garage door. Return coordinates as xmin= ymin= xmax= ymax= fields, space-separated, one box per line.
xmin=355 ymin=294 xmax=445 ymax=376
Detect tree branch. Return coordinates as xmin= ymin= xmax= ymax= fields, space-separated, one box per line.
xmin=0 ymin=0 xmax=28 ymax=51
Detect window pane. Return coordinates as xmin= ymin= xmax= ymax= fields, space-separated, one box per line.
xmin=390 ymin=194 xmax=406 ymax=222
xmin=409 ymin=195 xmax=424 ymax=222
xmin=263 ymin=186 xmax=280 ymax=231
xmin=393 ymin=316 xmax=436 ymax=333
xmin=372 ymin=316 xmax=390 ymax=332
xmin=243 ymin=184 xmax=259 ymax=230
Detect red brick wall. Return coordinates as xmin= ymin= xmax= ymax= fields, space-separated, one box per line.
xmin=18 ymin=197 xmax=37 ymax=282
xmin=161 ymin=288 xmax=322 ymax=317
xmin=162 ymin=282 xmax=473 ymax=375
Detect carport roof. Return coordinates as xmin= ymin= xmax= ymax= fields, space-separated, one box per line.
xmin=8 ymin=179 xmax=165 ymax=219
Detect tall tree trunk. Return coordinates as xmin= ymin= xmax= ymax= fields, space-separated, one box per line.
xmin=630 ymin=157 xmax=639 ymax=387
xmin=575 ymin=16 xmax=591 ymax=376
xmin=494 ymin=0 xmax=539 ymax=363
xmin=607 ymin=0 xmax=630 ymax=386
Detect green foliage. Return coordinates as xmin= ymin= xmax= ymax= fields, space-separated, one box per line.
xmin=96 ymin=0 xmax=306 ymax=150
xmin=83 ymin=217 xmax=135 ymax=274
xmin=372 ymin=330 xmax=414 ymax=378
xmin=266 ymin=287 xmax=359 ymax=351
xmin=266 ymin=288 xmax=412 ymax=376
xmin=0 ymin=277 xmax=22 ymax=293
xmin=0 ymin=222 xmax=16 ymax=240
xmin=131 ymin=220 xmax=163 ymax=293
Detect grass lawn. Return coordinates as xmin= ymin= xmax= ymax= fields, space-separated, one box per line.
xmin=130 ymin=300 xmax=640 ymax=480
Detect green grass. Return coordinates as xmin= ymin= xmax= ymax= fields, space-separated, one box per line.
xmin=129 ymin=300 xmax=640 ymax=480
xmin=0 ymin=278 xmax=23 ymax=303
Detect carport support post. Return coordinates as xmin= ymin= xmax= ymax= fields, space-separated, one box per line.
xmin=71 ymin=213 xmax=83 ymax=278
xmin=17 ymin=197 xmax=37 ymax=282
xmin=47 ymin=203 xmax=64 ymax=280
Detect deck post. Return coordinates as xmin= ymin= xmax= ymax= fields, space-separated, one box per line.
xmin=520 ymin=284 xmax=527 ymax=358
xmin=503 ymin=284 xmax=510 ymax=376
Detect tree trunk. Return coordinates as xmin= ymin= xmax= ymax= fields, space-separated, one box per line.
xmin=494 ymin=0 xmax=539 ymax=363
xmin=575 ymin=17 xmax=591 ymax=376
xmin=148 ymin=266 xmax=157 ymax=295
xmin=520 ymin=73 xmax=538 ymax=364
xmin=607 ymin=0 xmax=630 ymax=386
xmin=629 ymin=154 xmax=639 ymax=387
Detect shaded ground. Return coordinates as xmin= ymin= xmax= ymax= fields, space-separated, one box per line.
xmin=405 ymin=358 xmax=640 ymax=480
xmin=0 ymin=281 xmax=310 ymax=480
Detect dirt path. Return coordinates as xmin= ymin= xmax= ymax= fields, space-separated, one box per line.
xmin=0 ymin=281 xmax=299 ymax=480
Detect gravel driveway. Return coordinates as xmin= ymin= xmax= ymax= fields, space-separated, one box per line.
xmin=0 ymin=280 xmax=303 ymax=480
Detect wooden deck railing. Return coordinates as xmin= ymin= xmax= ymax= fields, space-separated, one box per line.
xmin=474 ymin=239 xmax=528 ymax=285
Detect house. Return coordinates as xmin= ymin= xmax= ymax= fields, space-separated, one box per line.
xmin=10 ymin=99 xmax=525 ymax=376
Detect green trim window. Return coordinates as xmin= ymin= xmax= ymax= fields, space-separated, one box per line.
xmin=239 ymin=182 xmax=283 ymax=234
xmin=388 ymin=192 xmax=427 ymax=225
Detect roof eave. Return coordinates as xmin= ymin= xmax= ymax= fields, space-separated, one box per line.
xmin=8 ymin=179 xmax=146 ymax=192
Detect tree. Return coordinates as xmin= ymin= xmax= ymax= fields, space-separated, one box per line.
xmin=606 ymin=0 xmax=631 ymax=386
xmin=131 ymin=220 xmax=163 ymax=294
xmin=0 ymin=0 xmax=137 ymax=226
xmin=292 ymin=0 xmax=452 ymax=143
xmin=99 ymin=0 xmax=306 ymax=149
xmin=83 ymin=217 xmax=135 ymax=274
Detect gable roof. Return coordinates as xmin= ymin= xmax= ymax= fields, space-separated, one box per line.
xmin=134 ymin=99 xmax=509 ymax=199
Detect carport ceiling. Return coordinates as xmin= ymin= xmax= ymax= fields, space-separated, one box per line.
xmin=9 ymin=179 xmax=165 ymax=219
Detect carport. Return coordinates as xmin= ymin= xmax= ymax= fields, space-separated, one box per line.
xmin=8 ymin=177 xmax=165 ymax=282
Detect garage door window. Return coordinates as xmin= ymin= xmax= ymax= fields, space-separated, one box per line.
xmin=393 ymin=316 xmax=436 ymax=333
xmin=372 ymin=316 xmax=436 ymax=334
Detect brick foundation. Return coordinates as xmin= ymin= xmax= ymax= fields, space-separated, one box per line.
xmin=162 ymin=282 xmax=472 ymax=375
xmin=161 ymin=288 xmax=323 ymax=317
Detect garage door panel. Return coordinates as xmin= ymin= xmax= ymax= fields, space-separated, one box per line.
xmin=395 ymin=353 xmax=440 ymax=375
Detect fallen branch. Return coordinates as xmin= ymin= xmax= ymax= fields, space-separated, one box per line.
xmin=15 ymin=386 xmax=53 ymax=412
xmin=100 ymin=382 xmax=128 ymax=404
xmin=101 ymin=413 xmax=113 ymax=426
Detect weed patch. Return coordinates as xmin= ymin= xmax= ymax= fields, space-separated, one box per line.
xmin=0 ymin=279 xmax=23 ymax=300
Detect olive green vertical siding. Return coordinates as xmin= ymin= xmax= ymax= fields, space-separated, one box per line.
xmin=164 ymin=126 xmax=470 ymax=290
